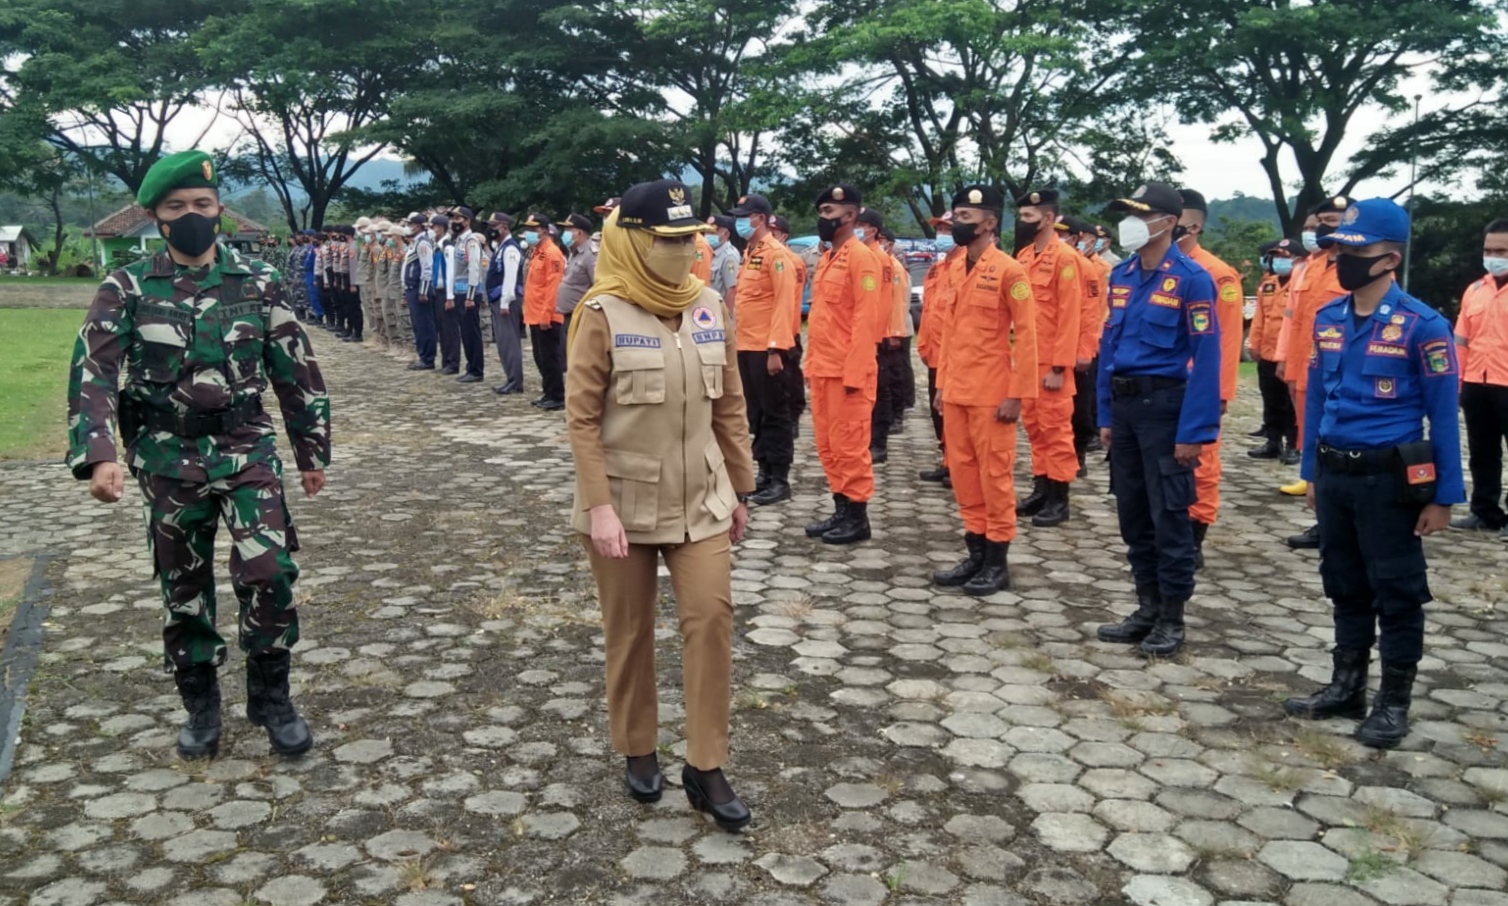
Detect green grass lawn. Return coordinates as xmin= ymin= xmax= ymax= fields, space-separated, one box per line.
xmin=0 ymin=275 xmax=97 ymax=285
xmin=0 ymin=309 xmax=81 ymax=460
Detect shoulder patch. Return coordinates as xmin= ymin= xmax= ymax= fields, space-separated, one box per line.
xmin=1010 ymin=281 xmax=1031 ymax=300
xmin=861 ymin=275 xmax=878 ymax=292
xmin=1061 ymin=265 xmax=1076 ymax=280
xmin=1188 ymin=303 xmax=1214 ymax=335
xmin=1219 ymin=284 xmax=1239 ymax=303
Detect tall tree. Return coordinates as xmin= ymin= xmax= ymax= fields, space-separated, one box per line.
xmin=0 ymin=0 xmax=230 ymax=193
xmin=1123 ymin=0 xmax=1498 ymax=235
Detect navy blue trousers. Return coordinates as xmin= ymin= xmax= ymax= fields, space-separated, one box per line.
xmin=1109 ymin=383 xmax=1197 ymax=600
xmin=407 ymin=288 xmax=436 ymax=366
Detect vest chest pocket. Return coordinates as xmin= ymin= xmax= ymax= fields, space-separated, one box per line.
xmin=221 ymin=302 xmax=267 ymax=388
xmin=696 ymin=335 xmax=727 ymax=399
xmin=604 ymin=449 xmax=662 ymax=532
xmin=611 ymin=346 xmax=667 ymax=405
xmin=131 ymin=317 xmax=190 ymax=384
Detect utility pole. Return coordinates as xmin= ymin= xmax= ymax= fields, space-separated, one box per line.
xmin=1402 ymin=94 xmax=1421 ymax=292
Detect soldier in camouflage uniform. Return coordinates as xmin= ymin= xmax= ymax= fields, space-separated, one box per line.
xmin=66 ymin=150 xmax=331 ymax=760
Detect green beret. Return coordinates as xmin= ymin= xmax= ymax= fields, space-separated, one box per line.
xmin=136 ymin=151 xmax=220 ymax=209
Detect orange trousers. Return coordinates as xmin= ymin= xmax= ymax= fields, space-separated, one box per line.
xmin=586 ymin=533 xmax=733 ymax=771
xmin=810 ymin=376 xmax=875 ymax=503
xmin=1190 ymin=434 xmax=1223 ymax=525
xmin=1022 ymin=381 xmax=1078 ymax=483
xmin=943 ymin=402 xmax=1018 ymax=542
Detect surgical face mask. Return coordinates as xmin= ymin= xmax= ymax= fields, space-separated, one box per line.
xmin=707 ymin=234 xmax=721 ymax=249
xmin=159 ymin=211 xmax=219 ymax=258
xmin=1301 ymin=231 xmax=1319 ymax=253
xmin=1335 ymin=251 xmax=1396 ymax=291
xmin=934 ymin=233 xmax=955 ymax=254
xmin=1272 ymin=257 xmax=1294 ymax=277
xmin=645 ymin=237 xmax=696 ymax=285
xmin=1484 ymin=256 xmax=1508 ymax=277
xmin=524 ymin=230 xmax=540 ymax=246
xmin=1094 ymin=238 xmax=1108 ymax=254
xmin=735 ymin=217 xmax=755 ymax=239
xmin=1117 ymin=215 xmax=1169 ymax=253
xmin=854 ymin=227 xmax=868 ymax=243
xmin=561 ymin=230 xmax=575 ymax=249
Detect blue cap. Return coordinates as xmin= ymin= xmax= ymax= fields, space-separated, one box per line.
xmin=1318 ymin=198 xmax=1409 ymax=248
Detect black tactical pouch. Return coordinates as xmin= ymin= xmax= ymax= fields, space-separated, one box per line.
xmin=1393 ymin=441 xmax=1437 ymax=505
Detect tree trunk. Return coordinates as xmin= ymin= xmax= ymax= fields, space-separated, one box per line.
xmin=48 ymin=189 xmax=65 ymax=276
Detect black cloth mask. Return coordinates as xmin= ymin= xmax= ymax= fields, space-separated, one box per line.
xmin=159 ymin=212 xmax=219 ymax=258
xmin=1336 ymin=252 xmax=1395 ymax=292
xmin=816 ymin=215 xmax=843 ymax=243
xmin=952 ymin=220 xmax=982 ymax=247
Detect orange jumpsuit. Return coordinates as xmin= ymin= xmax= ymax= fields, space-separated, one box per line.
xmin=938 ymin=246 xmax=1039 ymax=541
xmin=733 ymin=235 xmax=799 ymax=352
xmin=692 ymin=234 xmax=714 ymax=285
xmin=806 ymin=236 xmax=885 ymax=503
xmin=1015 ymin=238 xmax=1083 ymax=484
xmin=1247 ymin=274 xmax=1287 ymax=363
xmin=1187 ymin=245 xmax=1243 ymax=526
xmin=524 ymin=239 xmax=566 ymax=327
xmin=1076 ymin=249 xmax=1109 ymax=363
xmin=1277 ymin=252 xmax=1344 ymax=448
xmin=917 ymin=250 xmax=962 ymax=459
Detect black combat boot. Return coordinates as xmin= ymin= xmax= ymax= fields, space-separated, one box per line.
xmin=750 ymin=464 xmax=791 ymax=506
xmin=1287 ymin=524 xmax=1320 ymax=549
xmin=173 ymin=663 xmax=222 ymax=759
xmin=1097 ymin=587 xmax=1160 ymax=643
xmin=1355 ymin=662 xmax=1416 ymax=749
xmin=962 ymin=540 xmax=1010 ymax=596
xmin=822 ymin=500 xmax=871 ymax=545
xmin=933 ymin=532 xmax=985 ymax=587
xmin=755 ymin=462 xmax=770 ymax=493
xmin=869 ymin=446 xmax=888 ymax=465
xmin=1283 ymin=647 xmax=1369 ymax=720
xmin=1279 ymin=440 xmax=1301 ymax=466
xmin=246 ymin=651 xmax=314 ymax=756
xmin=1247 ymin=437 xmax=1280 ymax=459
xmin=1032 ymin=480 xmax=1070 ymax=527
xmin=1076 ymin=448 xmax=1088 ymax=479
xmin=805 ymin=494 xmax=848 ymax=538
xmin=1192 ymin=521 xmax=1209 ymax=570
xmin=919 ymin=465 xmax=949 ymax=483
xmin=1139 ymin=597 xmax=1186 ymax=657
xmin=1016 ymin=476 xmax=1049 ymax=516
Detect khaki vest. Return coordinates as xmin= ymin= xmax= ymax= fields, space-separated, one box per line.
xmin=571 ymin=291 xmax=739 ymax=545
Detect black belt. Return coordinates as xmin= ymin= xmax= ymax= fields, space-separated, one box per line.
xmin=1111 ymin=375 xmax=1185 ymax=398
xmin=134 ymin=396 xmax=265 ymax=439
xmin=1316 ymin=444 xmax=1394 ymax=475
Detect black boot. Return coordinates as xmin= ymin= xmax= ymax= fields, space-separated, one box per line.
xmin=805 ymin=494 xmax=849 ymax=538
xmin=933 ymin=532 xmax=985 ymax=586
xmin=755 ymin=462 xmax=770 ymax=493
xmin=173 ymin=663 xmax=221 ymax=759
xmin=1076 ymin=448 xmax=1088 ymax=479
xmin=246 ymin=651 xmax=314 ymax=756
xmin=919 ymin=464 xmax=949 ymax=483
xmin=1097 ymin=588 xmax=1160 ymax=643
xmin=869 ymin=446 xmax=888 ymax=465
xmin=1016 ymin=476 xmax=1049 ymax=516
xmin=1355 ymin=662 xmax=1416 ymax=749
xmin=750 ymin=464 xmax=791 ymax=506
xmin=1192 ymin=521 xmax=1209 ymax=570
xmin=962 ymin=540 xmax=1010 ymax=596
xmin=1139 ymin=597 xmax=1186 ymax=657
xmin=1032 ymin=480 xmax=1070 ymax=527
xmin=1283 ymin=647 xmax=1369 ymax=720
xmin=822 ymin=500 xmax=871 ymax=545
xmin=1287 ymin=524 xmax=1320 ymax=549
xmin=1279 ymin=439 xmax=1301 ymax=466
xmin=1247 ymin=438 xmax=1281 ymax=459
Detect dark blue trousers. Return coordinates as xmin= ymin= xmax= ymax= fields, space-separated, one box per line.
xmin=407 ymin=288 xmax=436 ymax=366
xmin=306 ymin=277 xmax=324 ymax=318
xmin=1315 ymin=464 xmax=1430 ymax=664
xmin=1109 ymin=383 xmax=1197 ymax=600
xmin=436 ymin=291 xmax=461 ymax=371
xmin=459 ymin=298 xmax=485 ymax=377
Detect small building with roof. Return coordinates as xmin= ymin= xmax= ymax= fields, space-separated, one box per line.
xmin=0 ymin=225 xmax=39 ymax=271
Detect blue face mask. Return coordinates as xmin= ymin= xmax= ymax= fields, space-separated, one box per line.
xmin=735 ymin=217 xmax=755 ymax=239
xmin=524 ymin=231 xmax=539 ymax=246
xmin=1272 ymin=257 xmax=1294 ymax=277
xmin=1301 ymin=231 xmax=1319 ymax=253
xmin=707 ymin=235 xmax=721 ymax=249
xmin=854 ymin=228 xmax=868 ymax=243
xmin=561 ymin=230 xmax=575 ymax=249
xmin=934 ymin=234 xmax=955 ymax=254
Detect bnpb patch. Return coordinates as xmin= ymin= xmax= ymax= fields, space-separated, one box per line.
xmin=692 ymin=306 xmax=717 ymax=329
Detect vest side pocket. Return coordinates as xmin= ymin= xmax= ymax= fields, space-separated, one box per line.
xmin=604 ymin=449 xmax=663 ymax=532
xmin=703 ymin=441 xmax=736 ymax=521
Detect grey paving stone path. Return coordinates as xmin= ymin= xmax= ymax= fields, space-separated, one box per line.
xmin=2 ymin=335 xmax=1506 ymax=906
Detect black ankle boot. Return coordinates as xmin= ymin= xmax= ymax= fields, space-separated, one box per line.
xmin=933 ymin=532 xmax=985 ymax=586
xmin=173 ymin=663 xmax=221 ymax=759
xmin=1192 ymin=521 xmax=1209 ymax=570
xmin=624 ymin=753 xmax=663 ymax=803
xmin=682 ymin=765 xmax=751 ymax=832
xmin=1283 ymin=647 xmax=1369 ymax=720
xmin=1279 ymin=439 xmax=1301 ymax=466
xmin=1247 ymin=438 xmax=1280 ymax=459
xmin=1016 ymin=476 xmax=1048 ymax=516
xmin=962 ymin=540 xmax=1010 ymax=596
xmin=1032 ymin=480 xmax=1070 ymax=527
xmin=822 ymin=500 xmax=871 ymax=545
xmin=1097 ymin=587 xmax=1160 ymax=643
xmin=1355 ymin=662 xmax=1416 ymax=749
xmin=1139 ymin=597 xmax=1186 ymax=657
xmin=805 ymin=494 xmax=848 ymax=538
xmin=246 ymin=651 xmax=313 ymax=756
xmin=755 ymin=462 xmax=770 ymax=493
xmin=750 ymin=464 xmax=791 ymax=506
xmin=919 ymin=465 xmax=948 ymax=483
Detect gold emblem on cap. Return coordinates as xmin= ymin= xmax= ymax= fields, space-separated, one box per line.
xmin=968 ymin=189 xmax=983 ymax=204
xmin=202 ymin=161 xmax=213 ymax=180
xmin=738 ymin=196 xmax=748 ymax=204
xmin=1029 ymin=192 xmax=1040 ymax=204
xmin=832 ymin=187 xmax=845 ymax=201
xmin=1333 ymin=196 xmax=1346 ymax=209
xmin=1133 ymin=185 xmax=1147 ymax=198
xmin=668 ymin=187 xmax=686 ymax=205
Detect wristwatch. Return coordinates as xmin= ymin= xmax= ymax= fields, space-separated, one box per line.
xmin=737 ymin=493 xmax=752 ymax=504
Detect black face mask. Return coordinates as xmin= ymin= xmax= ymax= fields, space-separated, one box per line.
xmin=1336 ymin=252 xmax=1395 ymax=291
xmin=451 ymin=223 xmax=465 ymax=234
xmin=1316 ymin=223 xmax=1337 ymax=241
xmin=816 ymin=215 xmax=844 ymax=243
xmin=1012 ymin=218 xmax=1040 ymax=253
xmin=952 ymin=221 xmax=982 ymax=247
xmin=1172 ymin=224 xmax=1191 ymax=243
xmin=159 ymin=212 xmax=219 ymax=258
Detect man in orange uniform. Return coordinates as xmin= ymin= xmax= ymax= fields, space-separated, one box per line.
xmin=1278 ymin=196 xmax=1350 ymax=548
xmin=917 ymin=213 xmax=961 ymax=485
xmin=1175 ymin=189 xmax=1244 ymax=568
xmin=522 ymin=213 xmax=567 ymax=410
xmin=1013 ymin=188 xmax=1082 ymax=527
xmin=1451 ymin=219 xmax=1508 ymax=536
xmin=729 ymin=194 xmax=801 ymax=506
xmin=857 ymin=208 xmax=904 ymax=462
xmin=932 ymin=184 xmax=1039 ymax=595
xmin=770 ymin=216 xmax=808 ymax=427
xmin=803 ymin=185 xmax=885 ymax=545
xmin=1246 ymin=239 xmax=1299 ymax=463
xmin=692 ymin=232 xmax=714 ymax=285
xmin=1062 ymin=215 xmax=1109 ymax=477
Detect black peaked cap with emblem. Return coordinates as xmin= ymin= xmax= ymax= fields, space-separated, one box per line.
xmin=952 ymin=184 xmax=1005 ymax=211
xmin=1014 ymin=188 xmax=1059 ymax=208
xmin=1308 ymin=194 xmax=1353 ymax=217
xmin=616 ymin=179 xmax=710 ymax=236
xmin=815 ymin=185 xmax=862 ymax=208
xmin=857 ymin=208 xmax=885 ymax=228
xmin=560 ymin=212 xmax=592 ymax=232
xmin=1107 ymin=182 xmax=1183 ymax=218
xmin=708 ymin=214 xmax=735 ymax=233
xmin=729 ymin=194 xmax=773 ymax=217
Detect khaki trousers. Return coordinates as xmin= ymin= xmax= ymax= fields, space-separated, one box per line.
xmin=585 ymin=532 xmax=733 ymax=770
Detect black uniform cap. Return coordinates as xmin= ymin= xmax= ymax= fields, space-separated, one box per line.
xmin=1014 ymin=188 xmax=1060 ymax=208
xmin=1308 ymin=195 xmax=1353 ymax=217
xmin=729 ymin=194 xmax=773 ymax=217
xmin=952 ymin=184 xmax=1005 ymax=211
xmin=520 ymin=212 xmax=552 ymax=229
xmin=1178 ymin=189 xmax=1208 ymax=215
xmin=487 ymin=211 xmax=513 ymax=228
xmin=857 ymin=208 xmax=885 ymax=229
xmin=769 ymin=215 xmax=791 ymax=234
xmin=453 ymin=206 xmax=474 ymax=222
xmin=559 ymin=213 xmax=592 ymax=232
xmin=708 ymin=214 xmax=735 ymax=233
xmin=815 ymin=185 xmax=862 ymax=208
xmin=1107 ymin=182 xmax=1183 ymax=218
xmin=615 ymin=179 xmax=709 ymax=236
xmin=430 ymin=214 xmax=450 ymax=228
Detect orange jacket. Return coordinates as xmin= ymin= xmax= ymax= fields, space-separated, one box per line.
xmin=1015 ymin=238 xmax=1082 ymax=372
xmin=807 ymin=236 xmax=885 ymax=389
xmin=884 ymin=251 xmax=911 ymax=338
xmin=917 ymin=250 xmax=961 ymax=368
xmin=786 ymin=247 xmax=807 ymax=342
xmin=1457 ymin=275 xmax=1508 ymax=386
xmin=733 ymin=235 xmax=799 ymax=352
xmin=1280 ymin=252 xmax=1344 ymax=390
xmin=1247 ymin=274 xmax=1288 ymax=362
xmin=938 ymin=245 xmax=1040 ymax=407
xmin=1189 ymin=245 xmax=1243 ymax=402
xmin=524 ymin=239 xmax=566 ymax=327
xmin=692 ymin=234 xmax=713 ymax=285
xmin=1076 ymin=250 xmax=1110 ymax=361
xmin=864 ymin=239 xmax=895 ymax=343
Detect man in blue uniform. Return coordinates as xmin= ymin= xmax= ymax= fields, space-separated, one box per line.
xmin=1282 ymin=198 xmax=1463 ymax=749
xmin=1094 ymin=183 xmax=1222 ymax=657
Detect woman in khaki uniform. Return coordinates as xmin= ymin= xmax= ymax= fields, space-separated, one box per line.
xmin=566 ymin=178 xmax=757 ymax=831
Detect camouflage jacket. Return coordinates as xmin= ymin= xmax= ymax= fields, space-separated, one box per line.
xmin=66 ymin=247 xmax=331 ymax=483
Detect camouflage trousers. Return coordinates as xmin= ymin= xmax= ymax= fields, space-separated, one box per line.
xmin=138 ymin=462 xmax=301 ymax=672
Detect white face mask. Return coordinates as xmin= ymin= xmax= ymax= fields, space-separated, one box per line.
xmin=1117 ymin=216 xmax=1168 ymax=253
xmin=1485 ymin=256 xmax=1508 ymax=277
xmin=1301 ymin=231 xmax=1320 ymax=253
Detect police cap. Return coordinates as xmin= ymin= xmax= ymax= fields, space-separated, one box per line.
xmin=487 ymin=211 xmax=513 ymax=228
xmin=430 ymin=213 xmax=450 ymax=228
xmin=707 ymin=214 xmax=735 ymax=233
xmin=1178 ymin=189 xmax=1208 ymax=215
xmin=815 ymin=185 xmax=862 ymax=209
xmin=769 ymin=215 xmax=791 ymax=234
xmin=615 ymin=179 xmax=709 ymax=236
xmin=857 ymin=208 xmax=885 ymax=229
xmin=407 ymin=212 xmax=427 ymax=225
xmin=952 ymin=184 xmax=1005 ymax=212
xmin=1107 ymin=182 xmax=1183 ymax=218
xmin=558 ymin=213 xmax=591 ymax=232
xmin=1014 ymin=188 xmax=1059 ymax=208
xmin=729 ymin=194 xmax=774 ymax=217
xmin=1318 ymin=198 xmax=1409 ymax=248
xmin=520 ymin=212 xmax=552 ymax=229
xmin=452 ymin=206 xmax=474 ymax=222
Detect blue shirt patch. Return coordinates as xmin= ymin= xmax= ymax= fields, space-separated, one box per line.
xmin=614 ymin=334 xmax=661 ymax=348
xmin=692 ymin=330 xmax=726 ymax=344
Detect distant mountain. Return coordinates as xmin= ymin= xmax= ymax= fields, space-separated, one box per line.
xmin=224 ymin=156 xmax=424 ymax=205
